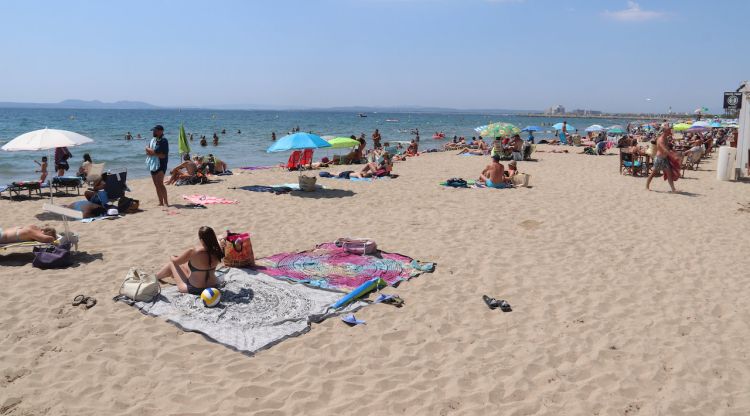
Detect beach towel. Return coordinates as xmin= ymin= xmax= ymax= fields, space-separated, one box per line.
xmin=239 ymin=166 xmax=275 ymax=171
xmin=238 ymin=185 xmax=293 ymax=194
xmin=272 ymin=183 xmax=326 ymax=191
xmin=255 ymin=242 xmax=434 ymax=291
xmin=123 ymin=269 xmax=364 ymax=355
xmin=182 ymin=195 xmax=238 ymax=205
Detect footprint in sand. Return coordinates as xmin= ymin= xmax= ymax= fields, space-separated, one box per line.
xmin=519 ymin=219 xmax=542 ymax=230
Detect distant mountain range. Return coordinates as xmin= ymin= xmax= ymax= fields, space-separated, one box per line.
xmin=0 ymin=99 xmax=541 ymax=114
xmin=0 ymin=99 xmax=160 ymax=109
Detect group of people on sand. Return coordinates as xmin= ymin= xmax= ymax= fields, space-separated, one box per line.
xmin=32 ymin=148 xmax=96 ymax=183
xmin=478 ymin=155 xmax=519 ymax=189
xmin=165 ymin=153 xmax=227 ymax=185
xmin=453 ymin=135 xmax=530 ymax=161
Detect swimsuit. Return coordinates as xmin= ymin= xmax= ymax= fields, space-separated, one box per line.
xmin=0 ymin=228 xmax=20 ymax=244
xmin=653 ymin=156 xmax=669 ymax=172
xmin=185 ymin=255 xmax=217 ymax=296
xmin=485 ymin=179 xmax=507 ymax=189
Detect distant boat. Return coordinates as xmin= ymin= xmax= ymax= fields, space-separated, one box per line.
xmin=385 ymin=119 xmax=399 ymax=122
xmin=358 ymin=113 xmax=367 ymax=118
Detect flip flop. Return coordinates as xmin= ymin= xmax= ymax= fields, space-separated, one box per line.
xmin=72 ymin=294 xmax=86 ymax=306
xmin=482 ymin=295 xmax=500 ymax=310
xmin=342 ymin=314 xmax=366 ymax=326
xmin=498 ymin=300 xmax=512 ymax=313
xmin=84 ymin=297 xmax=97 ymax=309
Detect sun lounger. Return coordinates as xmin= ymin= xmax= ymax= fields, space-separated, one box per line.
xmin=52 ymin=176 xmax=84 ymax=196
xmin=1 ymin=181 xmax=44 ymax=200
xmin=1 ymin=204 xmax=80 ymax=253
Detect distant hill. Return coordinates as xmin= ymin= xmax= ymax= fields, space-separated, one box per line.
xmin=0 ymin=99 xmax=160 ymax=109
xmin=320 ymin=106 xmax=541 ymax=115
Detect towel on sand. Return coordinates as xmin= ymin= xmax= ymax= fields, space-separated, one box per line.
xmin=123 ymin=269 xmax=364 ymax=355
xmin=182 ymin=194 xmax=238 ymax=205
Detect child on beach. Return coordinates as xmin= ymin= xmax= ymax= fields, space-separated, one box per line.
xmin=35 ymin=156 xmax=48 ymax=183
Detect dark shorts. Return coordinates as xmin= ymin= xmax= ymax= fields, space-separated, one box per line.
xmin=150 ymin=169 xmax=166 ymax=176
xmin=653 ymin=156 xmax=668 ymax=172
xmin=55 ymin=161 xmax=69 ymax=171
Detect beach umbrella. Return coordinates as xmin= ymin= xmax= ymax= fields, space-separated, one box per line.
xmin=480 ymin=122 xmax=521 ymax=138
xmin=709 ymin=121 xmax=722 ymax=128
xmin=474 ymin=125 xmax=488 ymax=133
xmin=686 ymin=126 xmax=709 ymax=133
xmin=692 ymin=121 xmax=710 ymax=128
xmin=585 ymin=124 xmax=604 ymax=132
xmin=177 ymin=124 xmax=190 ymax=157
xmin=267 ymin=132 xmax=331 ymax=153
xmin=521 ymin=126 xmax=541 ymax=132
xmin=551 ymin=122 xmax=576 ymax=132
xmin=672 ymin=123 xmax=692 ymax=132
xmin=2 ymin=128 xmax=93 ymax=151
xmin=606 ymin=125 xmax=626 ymax=134
xmin=326 ymin=137 xmax=360 ymax=149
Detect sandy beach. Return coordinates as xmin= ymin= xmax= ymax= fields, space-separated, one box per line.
xmin=1 ymin=147 xmax=749 ymax=415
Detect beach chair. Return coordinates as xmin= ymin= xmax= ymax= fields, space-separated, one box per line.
xmin=52 ymin=176 xmax=84 ymax=196
xmin=572 ymin=135 xmax=582 ymax=146
xmin=85 ymin=163 xmax=105 ymax=186
xmin=681 ymin=151 xmax=702 ymax=177
xmin=286 ymin=149 xmax=315 ymax=171
xmin=619 ymin=150 xmax=642 ymax=176
xmin=102 ymin=169 xmax=128 ymax=201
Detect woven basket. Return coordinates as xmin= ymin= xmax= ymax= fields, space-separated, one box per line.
xmin=299 ymin=175 xmax=317 ymax=192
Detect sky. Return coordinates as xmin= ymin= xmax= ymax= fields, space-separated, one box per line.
xmin=0 ymin=0 xmax=747 ymax=113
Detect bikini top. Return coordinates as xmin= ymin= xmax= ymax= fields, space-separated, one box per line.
xmin=188 ymin=252 xmax=217 ymax=274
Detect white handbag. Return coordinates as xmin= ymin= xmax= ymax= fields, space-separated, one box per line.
xmin=118 ymin=268 xmax=161 ymax=302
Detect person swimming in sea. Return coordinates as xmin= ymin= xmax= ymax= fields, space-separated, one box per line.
xmin=200 ymin=135 xmax=207 ymax=146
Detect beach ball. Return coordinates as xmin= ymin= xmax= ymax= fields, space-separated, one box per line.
xmin=201 ymin=288 xmax=221 ymax=307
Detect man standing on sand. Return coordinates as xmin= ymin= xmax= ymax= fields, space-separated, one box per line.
xmin=146 ymin=125 xmax=169 ymax=206
xmin=646 ymin=126 xmax=677 ymax=193
xmin=559 ymin=121 xmax=568 ymax=145
xmin=372 ymin=129 xmax=382 ymax=149
xmin=479 ymin=154 xmax=508 ymax=188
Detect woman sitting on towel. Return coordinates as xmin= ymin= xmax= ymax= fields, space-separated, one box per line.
xmin=351 ymin=152 xmax=392 ymax=178
xmin=0 ymin=225 xmax=56 ymax=244
xmin=156 ymin=226 xmax=224 ymax=295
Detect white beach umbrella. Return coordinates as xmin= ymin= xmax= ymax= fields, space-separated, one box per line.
xmin=1 ymin=128 xmax=94 ymax=151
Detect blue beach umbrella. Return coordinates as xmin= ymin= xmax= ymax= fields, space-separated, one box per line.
xmin=521 ymin=126 xmax=541 ymax=132
xmin=266 ymin=132 xmax=331 ymax=153
xmin=552 ymin=122 xmax=576 ymax=132
xmin=585 ymin=124 xmax=604 ymax=132
xmin=709 ymin=121 xmax=722 ymax=128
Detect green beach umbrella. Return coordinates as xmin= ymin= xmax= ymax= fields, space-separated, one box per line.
xmin=326 ymin=137 xmax=360 ymax=149
xmin=178 ymin=124 xmax=190 ymax=155
xmin=672 ymin=123 xmax=692 ymax=132
xmin=480 ymin=122 xmax=521 ymax=138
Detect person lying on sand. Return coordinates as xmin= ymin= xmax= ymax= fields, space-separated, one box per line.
xmin=166 ymin=154 xmax=198 ymax=185
xmin=351 ymin=153 xmax=392 ymax=178
xmin=156 ymin=226 xmax=224 ymax=295
xmin=478 ymin=155 xmax=508 ymax=189
xmin=0 ymin=225 xmax=56 ymax=244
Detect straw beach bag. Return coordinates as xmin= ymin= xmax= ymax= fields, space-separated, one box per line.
xmin=298 ymin=175 xmax=317 ymax=192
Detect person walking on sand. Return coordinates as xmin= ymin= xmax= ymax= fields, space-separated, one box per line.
xmin=646 ymin=126 xmax=677 ymax=193
xmin=146 ymin=125 xmax=169 ymax=206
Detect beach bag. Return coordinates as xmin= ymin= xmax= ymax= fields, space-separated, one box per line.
xmin=32 ymin=242 xmax=72 ymax=269
xmin=117 ymin=196 xmax=140 ymax=213
xmin=445 ymin=178 xmax=468 ymax=188
xmin=118 ymin=268 xmax=160 ymax=302
xmin=335 ymin=238 xmax=378 ymax=255
xmin=298 ymin=175 xmax=317 ymax=192
xmin=224 ymin=231 xmax=254 ymax=267
xmin=511 ymin=173 xmax=530 ymax=188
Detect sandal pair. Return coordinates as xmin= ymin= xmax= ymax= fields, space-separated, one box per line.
xmin=73 ymin=294 xmax=97 ymax=309
xmin=483 ymin=295 xmax=511 ymax=312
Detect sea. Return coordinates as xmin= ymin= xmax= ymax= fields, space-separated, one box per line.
xmin=0 ymin=108 xmax=640 ymax=184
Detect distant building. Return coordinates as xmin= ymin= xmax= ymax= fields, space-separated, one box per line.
xmin=546 ymin=104 xmax=565 ymax=115
xmin=571 ymin=109 xmax=603 ymax=116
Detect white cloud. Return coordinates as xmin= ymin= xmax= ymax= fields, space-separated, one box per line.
xmin=603 ymin=1 xmax=665 ymax=22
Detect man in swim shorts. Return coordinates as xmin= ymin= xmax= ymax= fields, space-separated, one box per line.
xmin=646 ymin=126 xmax=677 ymax=193
xmin=145 ymin=125 xmax=169 ymax=206
xmin=479 ymin=154 xmax=508 ymax=189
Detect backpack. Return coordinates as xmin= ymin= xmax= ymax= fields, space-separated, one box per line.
xmin=445 ymin=178 xmax=468 ymax=188
xmin=117 ymin=196 xmax=140 ymax=213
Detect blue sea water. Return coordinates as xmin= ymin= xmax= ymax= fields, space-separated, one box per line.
xmin=0 ymin=108 xmax=633 ymax=184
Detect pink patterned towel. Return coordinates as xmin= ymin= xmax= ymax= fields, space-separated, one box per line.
xmin=182 ymin=194 xmax=238 ymax=205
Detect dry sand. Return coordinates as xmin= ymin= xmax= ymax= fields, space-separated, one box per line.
xmin=1 ymin=146 xmax=749 ymax=415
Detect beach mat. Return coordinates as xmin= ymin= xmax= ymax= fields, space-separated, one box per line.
xmin=182 ymin=194 xmax=238 ymax=205
xmin=124 ymin=269 xmax=363 ymax=355
xmin=255 ymin=242 xmax=434 ymax=291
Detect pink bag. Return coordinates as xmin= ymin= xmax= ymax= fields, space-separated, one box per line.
xmin=335 ymin=238 xmax=377 ymax=255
